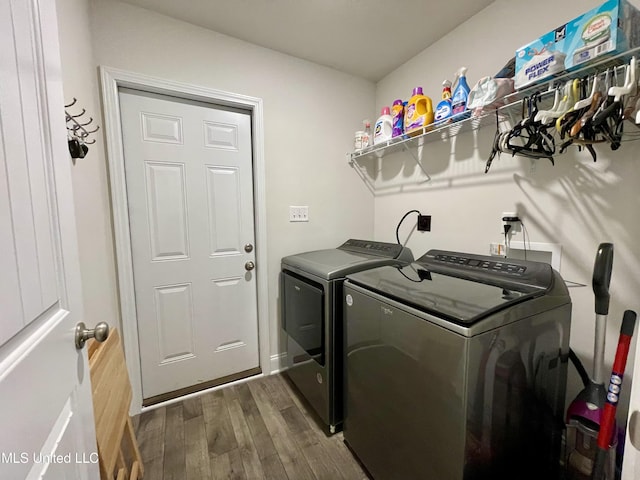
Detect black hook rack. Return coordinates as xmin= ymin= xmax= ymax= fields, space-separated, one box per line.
xmin=65 ymin=98 xmax=100 ymax=160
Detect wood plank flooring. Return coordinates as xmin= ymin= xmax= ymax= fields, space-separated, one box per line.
xmin=134 ymin=374 xmax=369 ymax=480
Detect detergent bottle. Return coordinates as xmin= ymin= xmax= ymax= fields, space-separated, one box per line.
xmin=391 ymin=100 xmax=404 ymax=138
xmin=434 ymin=80 xmax=452 ymax=125
xmin=363 ymin=119 xmax=372 ymax=148
xmin=404 ymin=87 xmax=434 ymax=136
xmin=451 ymin=67 xmax=471 ymax=121
xmin=374 ymin=107 xmax=393 ymax=144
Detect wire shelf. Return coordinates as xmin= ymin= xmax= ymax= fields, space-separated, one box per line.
xmin=348 ymin=46 xmax=640 ymax=169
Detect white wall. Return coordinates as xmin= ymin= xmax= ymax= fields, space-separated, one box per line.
xmin=55 ymin=0 xmax=120 ymax=331
xmin=88 ymin=0 xmax=375 ymax=360
xmin=374 ymin=0 xmax=640 ymax=419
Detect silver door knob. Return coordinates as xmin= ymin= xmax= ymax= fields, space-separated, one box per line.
xmin=630 ymin=410 xmax=640 ymax=450
xmin=244 ymin=243 xmax=254 ymax=253
xmin=245 ymin=261 xmax=255 ymax=271
xmin=75 ymin=321 xmax=109 ymax=350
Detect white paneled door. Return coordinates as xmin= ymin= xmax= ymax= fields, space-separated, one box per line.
xmin=0 ymin=0 xmax=99 ymax=478
xmin=119 ymin=89 xmax=260 ymax=401
xmin=623 ymin=334 xmax=640 ymax=479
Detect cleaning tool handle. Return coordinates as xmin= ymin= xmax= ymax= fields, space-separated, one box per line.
xmin=620 ymin=309 xmax=637 ymax=338
xmin=592 ymin=243 xmax=614 ymax=315
xmin=592 ymin=310 xmax=637 ymax=480
xmin=592 ymin=448 xmax=607 ymax=480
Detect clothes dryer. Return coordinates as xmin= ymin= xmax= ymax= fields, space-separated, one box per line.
xmin=281 ymin=239 xmax=413 ymax=433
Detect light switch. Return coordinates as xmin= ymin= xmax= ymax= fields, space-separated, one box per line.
xmin=289 ymin=206 xmax=309 ymax=222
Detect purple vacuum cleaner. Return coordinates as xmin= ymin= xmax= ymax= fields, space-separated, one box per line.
xmin=566 ymin=243 xmax=615 ymax=479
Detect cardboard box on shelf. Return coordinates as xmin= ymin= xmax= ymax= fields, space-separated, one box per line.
xmin=514 ymin=0 xmax=640 ymax=89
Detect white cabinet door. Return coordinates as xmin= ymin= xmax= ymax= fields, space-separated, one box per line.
xmin=0 ymin=0 xmax=99 ymax=478
xmin=623 ymin=334 xmax=640 ymax=479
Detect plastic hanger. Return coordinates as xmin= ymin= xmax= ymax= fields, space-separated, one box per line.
xmin=592 ymin=100 xmax=624 ymax=150
xmin=598 ymin=69 xmax=612 ymax=113
xmin=535 ymin=86 xmax=561 ymax=124
xmin=608 ymin=57 xmax=636 ymax=101
xmin=485 ymin=110 xmax=502 ymax=173
xmin=589 ymin=65 xmax=627 ymax=151
xmin=504 ymin=94 xmax=555 ymax=163
xmin=571 ymin=91 xmax=604 ymax=138
xmin=556 ymin=79 xmax=581 ymax=132
xmin=543 ymin=81 xmax=575 ymax=124
xmin=574 ymin=76 xmax=599 ymax=110
xmin=560 ymin=79 xmax=592 ymax=138
xmin=619 ymin=61 xmax=640 ymax=122
xmin=558 ymin=81 xmax=588 ymax=140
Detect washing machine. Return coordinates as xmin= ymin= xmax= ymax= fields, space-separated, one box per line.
xmin=281 ymin=239 xmax=413 ymax=433
xmin=343 ymin=249 xmax=572 ymax=479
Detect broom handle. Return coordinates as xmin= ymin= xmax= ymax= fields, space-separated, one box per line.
xmin=592 ymin=310 xmax=637 ymax=480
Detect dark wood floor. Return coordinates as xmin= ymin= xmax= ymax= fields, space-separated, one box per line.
xmin=133 ymin=373 xmax=369 ymax=480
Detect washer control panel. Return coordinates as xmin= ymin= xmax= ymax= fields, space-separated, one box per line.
xmin=419 ymin=249 xmax=553 ymax=290
xmin=432 ymin=253 xmax=527 ymax=276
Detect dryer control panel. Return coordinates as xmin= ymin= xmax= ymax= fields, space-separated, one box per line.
xmin=339 ymin=239 xmax=405 ymax=259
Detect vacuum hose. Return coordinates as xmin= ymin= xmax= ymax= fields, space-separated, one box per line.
xmin=569 ymin=349 xmax=590 ymax=388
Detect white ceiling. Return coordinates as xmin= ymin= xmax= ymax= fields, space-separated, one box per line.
xmin=116 ymin=0 xmax=495 ymax=82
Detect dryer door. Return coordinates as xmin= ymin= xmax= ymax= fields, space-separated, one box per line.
xmin=283 ymin=271 xmax=325 ymax=365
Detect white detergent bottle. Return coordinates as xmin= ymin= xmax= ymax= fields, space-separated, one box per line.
xmin=373 ymin=106 xmax=393 ymax=144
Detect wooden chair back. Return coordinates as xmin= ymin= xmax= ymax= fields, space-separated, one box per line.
xmin=88 ymin=328 xmax=144 ymax=480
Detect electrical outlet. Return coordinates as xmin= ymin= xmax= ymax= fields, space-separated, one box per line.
xmin=490 ymin=242 xmax=506 ymax=256
xmin=417 ymin=215 xmax=431 ymax=231
xmin=502 ymin=211 xmax=520 ymax=223
xmin=289 ymin=206 xmax=309 ymax=222
xmin=501 ymin=211 xmax=522 ymax=234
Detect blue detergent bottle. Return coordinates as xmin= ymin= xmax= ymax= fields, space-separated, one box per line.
xmin=451 ymin=67 xmax=471 ymax=121
xmin=434 ymin=80 xmax=452 ymax=125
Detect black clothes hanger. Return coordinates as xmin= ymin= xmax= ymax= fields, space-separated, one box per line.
xmin=485 ymin=109 xmax=502 ymax=173
xmin=505 ymin=94 xmax=556 ymax=163
xmin=485 ymin=94 xmax=556 ymax=173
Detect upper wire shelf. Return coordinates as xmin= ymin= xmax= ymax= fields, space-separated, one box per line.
xmin=349 ymin=45 xmax=640 ymax=164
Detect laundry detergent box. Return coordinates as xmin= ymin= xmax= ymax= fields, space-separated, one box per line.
xmin=514 ymin=0 xmax=640 ymax=89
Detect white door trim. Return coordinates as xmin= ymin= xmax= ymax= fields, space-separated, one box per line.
xmin=99 ymin=66 xmax=269 ymax=414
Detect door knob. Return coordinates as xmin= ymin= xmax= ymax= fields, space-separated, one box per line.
xmin=244 ymin=243 xmax=254 ymax=253
xmin=75 ymin=321 xmax=109 ymax=349
xmin=245 ymin=261 xmax=255 ymax=271
xmin=630 ymin=410 xmax=640 ymax=450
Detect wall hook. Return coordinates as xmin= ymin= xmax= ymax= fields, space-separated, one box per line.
xmin=65 ymin=100 xmax=99 ymax=160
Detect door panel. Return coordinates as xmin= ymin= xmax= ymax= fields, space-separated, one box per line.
xmin=0 ymin=0 xmax=59 ymax=330
xmin=206 ymin=166 xmax=242 ymax=255
xmin=144 ymin=161 xmax=189 ymax=260
xmin=623 ymin=334 xmax=640 ymax=478
xmin=0 ymin=0 xmax=98 ymax=475
xmin=154 ymin=283 xmax=196 ymax=364
xmin=203 ymin=120 xmax=238 ymax=150
xmin=141 ymin=112 xmax=183 ymax=144
xmin=0 ymin=129 xmax=23 ymax=334
xmin=119 ymin=88 xmax=259 ymax=400
xmin=1 ymin=315 xmax=95 ymax=480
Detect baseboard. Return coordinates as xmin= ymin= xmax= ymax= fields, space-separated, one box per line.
xmin=270 ymin=352 xmax=288 ymax=374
